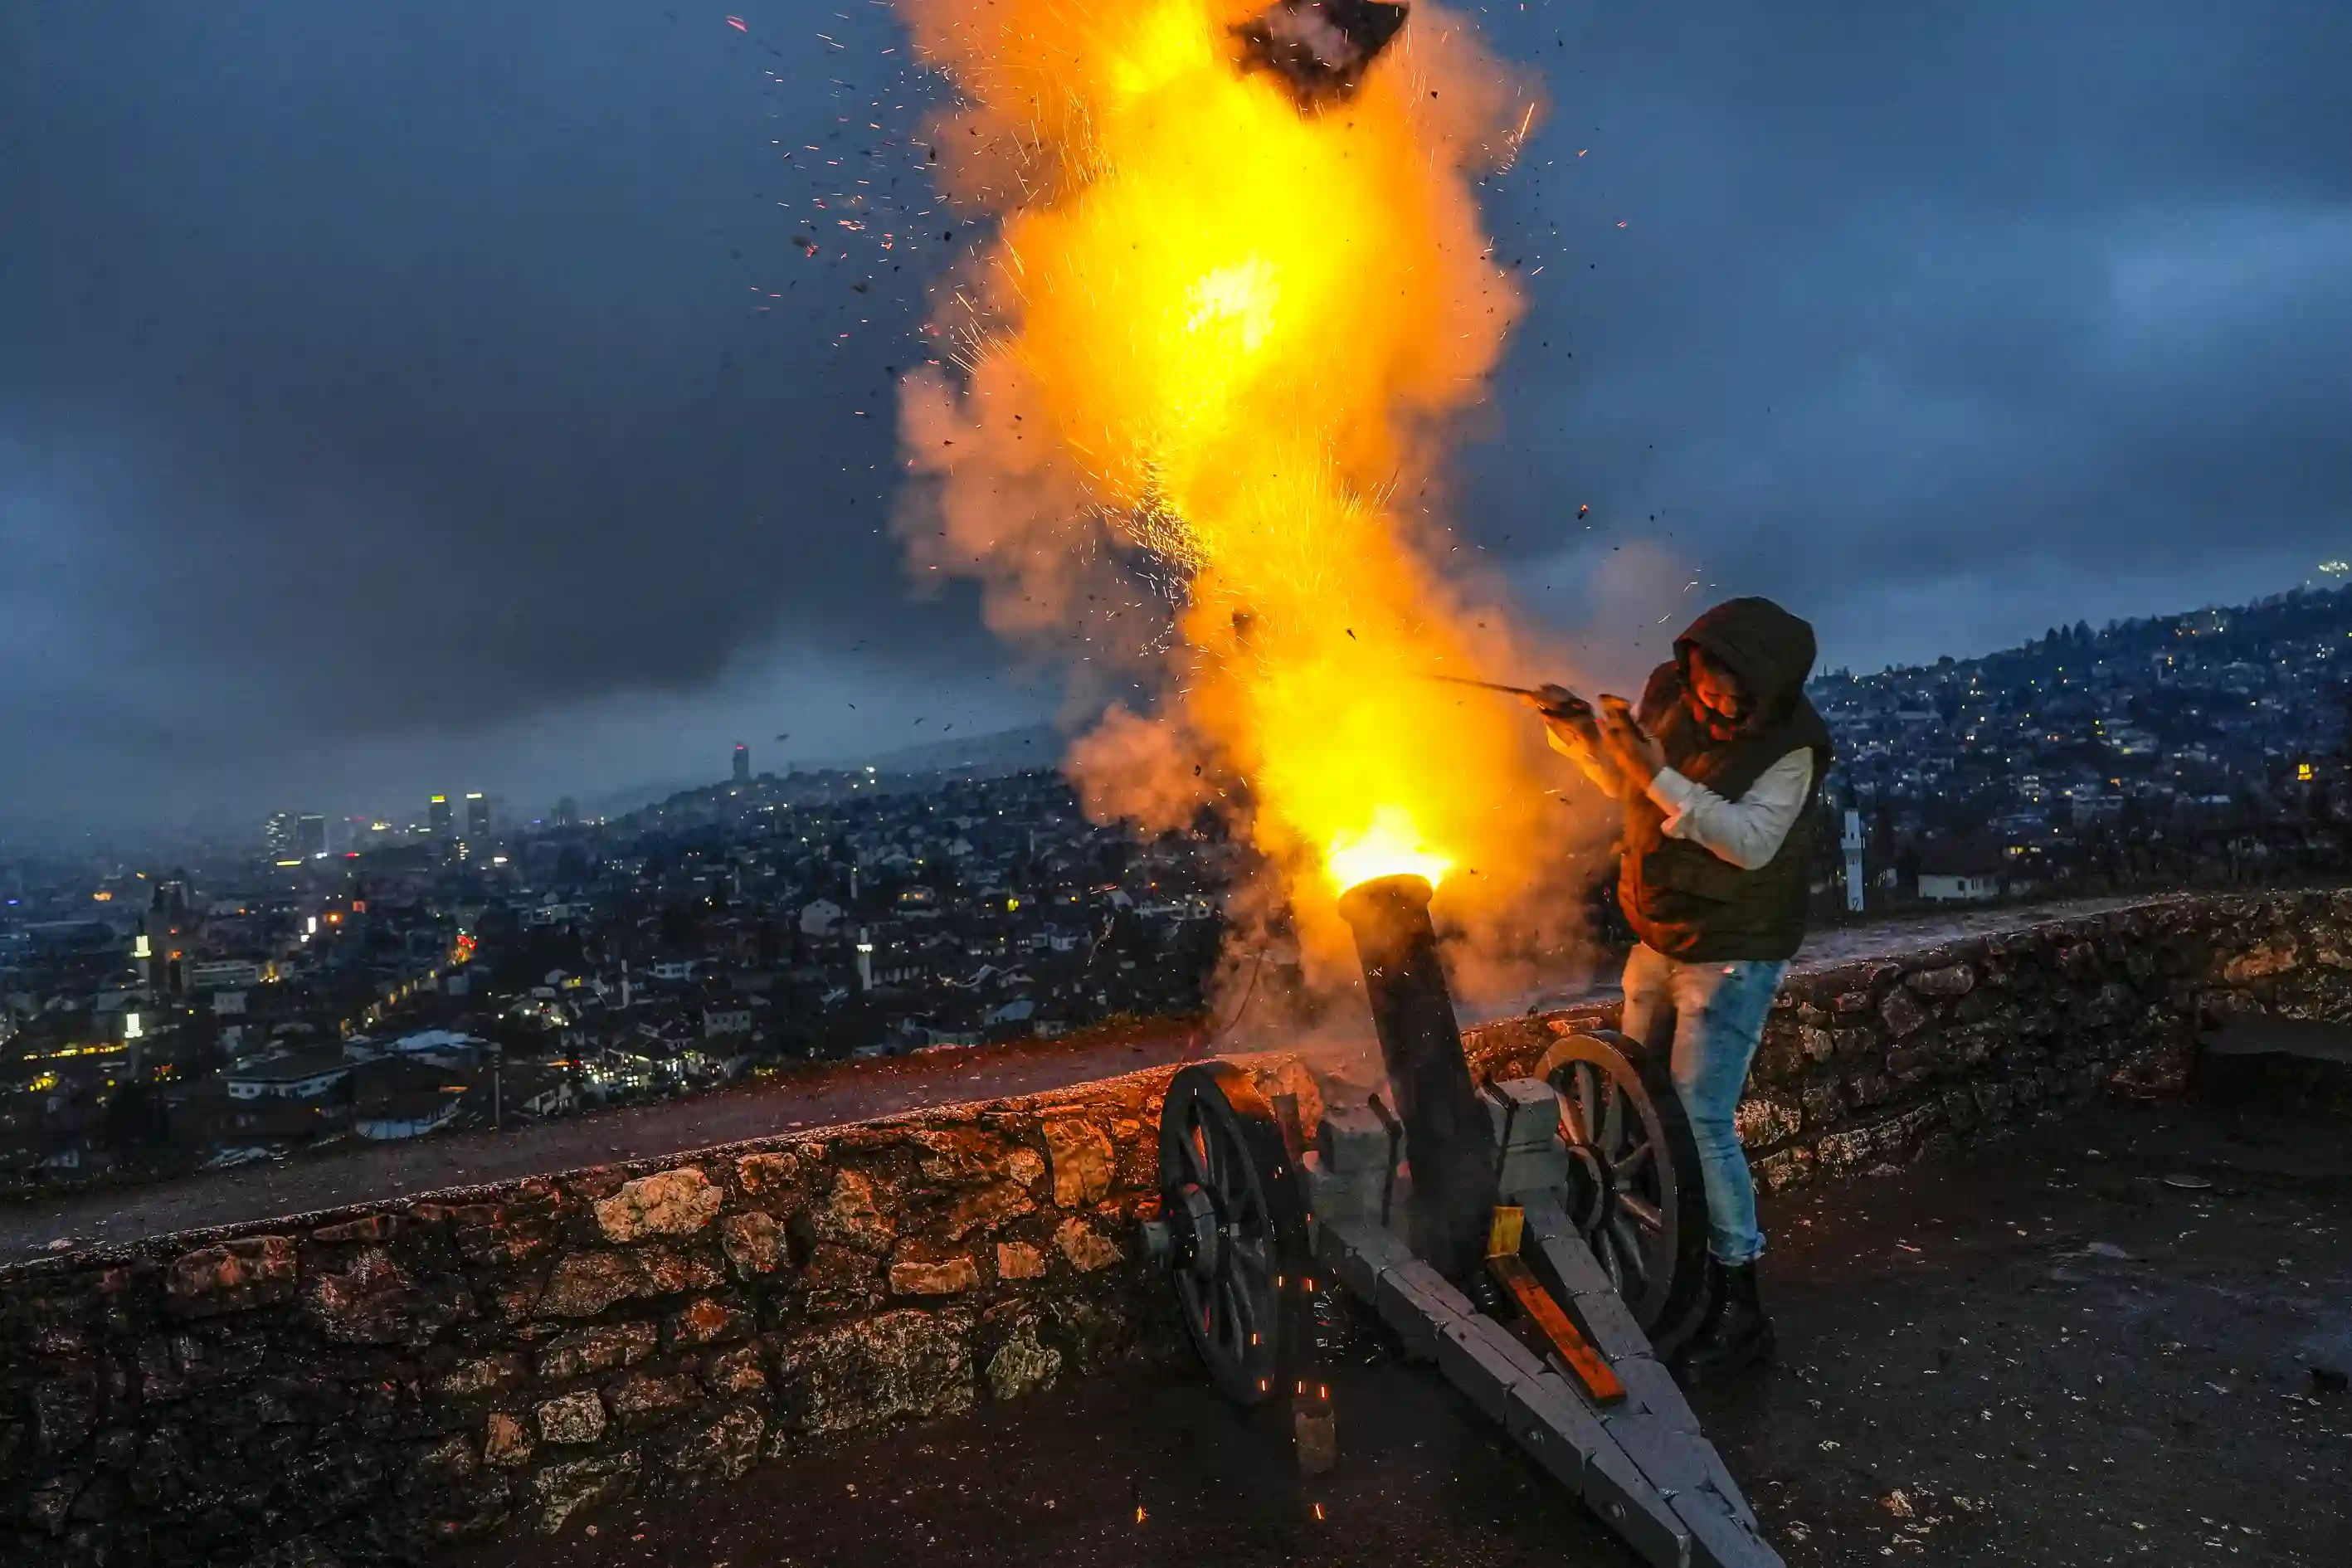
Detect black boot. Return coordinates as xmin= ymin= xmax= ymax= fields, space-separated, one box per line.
xmin=1673 ymin=1259 xmax=1774 ymax=1387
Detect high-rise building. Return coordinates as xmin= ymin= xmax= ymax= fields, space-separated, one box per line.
xmin=264 ymin=812 xmax=298 ymax=860
xmin=296 ymin=814 xmax=329 ymax=859
xmin=552 ymin=796 xmax=580 ymax=828
xmin=428 ymin=795 xmax=452 ymax=836
xmin=465 ymin=792 xmax=490 ymax=840
xmin=733 ymin=744 xmax=751 ymax=785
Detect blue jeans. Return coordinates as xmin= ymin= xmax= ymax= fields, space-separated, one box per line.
xmin=1619 ymin=943 xmax=1788 ymax=1267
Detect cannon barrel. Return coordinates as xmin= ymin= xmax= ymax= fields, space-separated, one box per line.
xmin=1333 ymin=872 xmax=1495 ymax=1282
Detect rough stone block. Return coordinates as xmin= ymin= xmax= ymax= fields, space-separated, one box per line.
xmin=1673 ymin=1484 xmax=1785 ymax=1568
xmin=1732 ymin=1098 xmax=1801 ymax=1149
xmin=797 ymin=1243 xmax=883 ymax=1315
xmin=776 ymin=1307 xmax=974 ymax=1436
xmin=164 ymin=1236 xmax=296 ymax=1318
xmin=538 ymin=1321 xmax=656 ymax=1379
xmin=718 ymin=1210 xmax=782 ymax=1279
xmin=1043 ymin=1118 xmax=1114 ymax=1207
xmin=537 ymin=1252 xmax=645 ymax=1319
xmin=669 ymin=1297 xmax=752 ymax=1345
xmin=1906 ymin=962 xmax=1975 ymax=997
xmin=703 ymin=1345 xmax=768 ymax=1395
xmin=594 ymin=1167 xmax=722 ymax=1242
xmin=436 ymin=1352 xmax=528 ymax=1397
xmin=809 ymin=1169 xmax=896 ymax=1254
xmin=303 ymin=1246 xmax=421 ymax=1345
xmin=889 ymin=1255 xmax=981 ymax=1296
xmin=484 ymin=1411 xmax=533 ymax=1469
xmin=532 ymin=1450 xmax=639 ymax=1534
xmin=606 ymin=1371 xmax=701 ymax=1430
xmin=944 ymin=1181 xmax=1035 ymax=1241
xmin=1752 ymin=1148 xmax=1814 ymax=1193
xmin=535 ymin=1390 xmax=606 ymax=1445
xmin=311 ymin=1213 xmax=398 ymax=1245
xmin=995 ymin=1241 xmax=1045 ymax=1280
xmin=1052 ymin=1217 xmax=1121 ymax=1273
xmin=983 ymin=1322 xmax=1062 ymax=1401
xmin=661 ymin=1405 xmax=764 ymax=1488
xmin=733 ymin=1149 xmax=804 ymax=1197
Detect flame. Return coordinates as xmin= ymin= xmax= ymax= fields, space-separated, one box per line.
xmin=1326 ymin=805 xmax=1451 ymax=892
xmin=895 ymin=0 xmax=1569 ymax=972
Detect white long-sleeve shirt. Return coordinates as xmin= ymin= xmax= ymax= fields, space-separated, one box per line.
xmin=1553 ymin=731 xmax=1814 ymax=870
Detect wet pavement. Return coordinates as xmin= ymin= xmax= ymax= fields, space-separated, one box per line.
xmin=444 ymin=1095 xmax=2350 ymax=1568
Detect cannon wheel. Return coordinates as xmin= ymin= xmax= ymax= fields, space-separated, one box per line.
xmin=1155 ymin=1060 xmax=1315 ymax=1406
xmin=1532 ymin=1030 xmax=1711 ymax=1337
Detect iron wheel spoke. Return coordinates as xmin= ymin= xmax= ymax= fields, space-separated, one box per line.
xmin=1573 ymin=1069 xmax=1599 ymax=1149
xmin=1618 ymin=1192 xmax=1664 ymax=1233
xmin=1609 ymin=1213 xmax=1647 ymax=1286
xmin=1613 ymin=1139 xmax=1654 ymax=1181
xmin=1177 ymin=1122 xmax=1210 ymax=1187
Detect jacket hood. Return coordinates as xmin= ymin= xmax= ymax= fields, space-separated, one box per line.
xmin=1674 ymin=597 xmax=1819 ymax=726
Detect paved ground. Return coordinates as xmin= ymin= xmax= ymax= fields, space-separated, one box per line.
xmin=446 ymin=1095 xmax=2350 ymax=1568
xmin=0 ymin=897 xmax=2182 ymax=1263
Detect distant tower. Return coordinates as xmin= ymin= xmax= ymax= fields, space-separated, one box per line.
xmin=296 ymin=814 xmax=328 ymax=860
xmin=855 ymin=927 xmax=874 ymax=991
xmin=428 ymin=794 xmax=453 ymax=837
xmin=465 ymin=791 xmax=490 ymax=840
xmin=733 ymin=743 xmax=751 ymax=786
xmin=1841 ymin=808 xmax=1867 ymax=914
xmin=264 ymin=812 xmax=299 ymax=861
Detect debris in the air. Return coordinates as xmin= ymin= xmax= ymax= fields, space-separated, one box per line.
xmin=1234 ymin=0 xmax=1408 ymax=105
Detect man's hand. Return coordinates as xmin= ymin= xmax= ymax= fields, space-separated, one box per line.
xmin=1597 ymin=695 xmax=1667 ymax=787
xmin=1524 ymin=684 xmax=1604 ymax=762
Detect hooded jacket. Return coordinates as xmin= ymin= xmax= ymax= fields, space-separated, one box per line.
xmin=1619 ymin=597 xmax=1834 ymax=962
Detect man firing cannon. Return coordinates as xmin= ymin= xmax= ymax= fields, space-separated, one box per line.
xmin=1527 ymin=597 xmax=1835 ymax=1385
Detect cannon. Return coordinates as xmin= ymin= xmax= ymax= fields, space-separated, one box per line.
xmin=1140 ymin=874 xmax=1781 ymax=1568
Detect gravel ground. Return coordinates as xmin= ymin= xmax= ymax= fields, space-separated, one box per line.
xmin=441 ymin=1096 xmax=2350 ymax=1568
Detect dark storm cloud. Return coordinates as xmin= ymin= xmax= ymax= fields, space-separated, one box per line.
xmin=1464 ymin=0 xmax=2351 ymax=666
xmin=0 ymin=1 xmax=976 ymax=819
xmin=2 ymin=0 xmax=2345 ymax=828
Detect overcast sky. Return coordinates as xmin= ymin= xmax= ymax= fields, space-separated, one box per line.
xmin=2 ymin=1 xmax=2345 ymax=838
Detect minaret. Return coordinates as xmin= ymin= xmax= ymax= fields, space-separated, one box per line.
xmin=1842 ymin=808 xmax=1867 ymax=913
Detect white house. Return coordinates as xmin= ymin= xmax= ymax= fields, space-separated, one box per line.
xmin=1917 ymin=870 xmax=2004 ymax=903
xmin=226 ymin=1050 xmax=351 ymax=1101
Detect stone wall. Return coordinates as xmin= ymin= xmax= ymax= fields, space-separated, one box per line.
xmin=3 ymin=891 xmax=2345 ymax=1566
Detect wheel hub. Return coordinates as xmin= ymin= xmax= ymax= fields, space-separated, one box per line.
xmin=1175 ymin=1183 xmax=1222 ymax=1282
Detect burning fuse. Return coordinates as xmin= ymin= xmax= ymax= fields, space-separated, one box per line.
xmin=1234 ymin=0 xmax=1409 ymax=106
